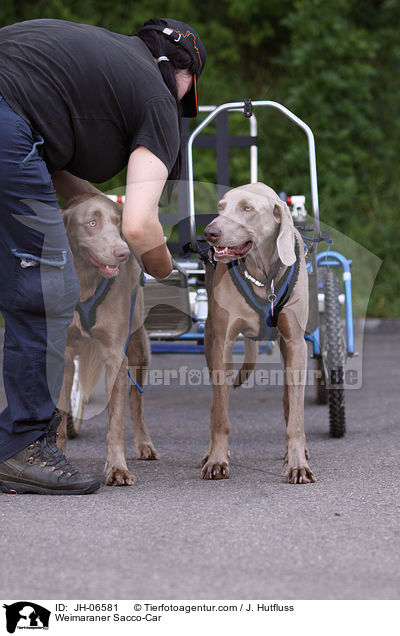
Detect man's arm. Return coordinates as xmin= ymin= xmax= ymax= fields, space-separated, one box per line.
xmin=51 ymin=170 xmax=103 ymax=200
xmin=122 ymin=146 xmax=173 ymax=279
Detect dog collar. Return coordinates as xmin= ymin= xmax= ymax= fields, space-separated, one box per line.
xmin=242 ymin=268 xmax=266 ymax=287
xmin=236 ymin=258 xmax=282 ymax=289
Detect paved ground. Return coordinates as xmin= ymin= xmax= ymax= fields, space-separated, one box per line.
xmin=0 ymin=324 xmax=399 ymax=600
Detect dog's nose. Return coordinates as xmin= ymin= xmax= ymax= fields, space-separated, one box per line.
xmin=114 ymin=245 xmax=130 ymax=261
xmin=204 ymin=224 xmax=221 ymax=244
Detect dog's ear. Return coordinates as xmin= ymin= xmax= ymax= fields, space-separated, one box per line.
xmin=273 ymin=200 xmax=296 ymax=266
xmin=61 ymin=205 xmax=73 ymax=231
xmin=114 ymin=201 xmax=123 ymax=215
xmin=61 ymin=199 xmax=80 ymax=233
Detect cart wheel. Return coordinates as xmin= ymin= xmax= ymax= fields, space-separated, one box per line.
xmin=319 ymin=270 xmax=346 ymax=437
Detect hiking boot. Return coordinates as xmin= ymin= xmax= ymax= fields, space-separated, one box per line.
xmin=0 ymin=411 xmax=100 ymax=495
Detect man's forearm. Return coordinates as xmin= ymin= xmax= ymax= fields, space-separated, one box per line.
xmin=123 ymin=217 xmax=173 ymax=279
xmin=141 ymin=242 xmax=173 ymax=279
xmin=51 ymin=170 xmax=103 ymax=200
xmin=123 ymin=147 xmax=173 ymax=278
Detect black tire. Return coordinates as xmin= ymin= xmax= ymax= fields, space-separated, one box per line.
xmin=319 ymin=270 xmax=346 ymax=437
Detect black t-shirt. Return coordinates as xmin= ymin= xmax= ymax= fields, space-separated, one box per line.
xmin=0 ymin=19 xmax=180 ymax=182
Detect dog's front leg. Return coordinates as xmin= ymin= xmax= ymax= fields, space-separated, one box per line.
xmin=203 ymin=260 xmax=215 ymax=376
xmin=127 ymin=325 xmax=159 ymax=460
xmin=56 ymin=345 xmax=76 ymax=454
xmin=279 ymin=313 xmax=316 ymax=484
xmin=103 ymin=352 xmax=134 ymax=486
xmin=202 ymin=328 xmax=234 ymax=480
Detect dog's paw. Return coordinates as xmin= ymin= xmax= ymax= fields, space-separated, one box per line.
xmin=201 ymin=456 xmax=230 ymax=480
xmin=106 ymin=467 xmax=135 ymax=486
xmin=136 ymin=442 xmax=159 ymax=461
xmin=285 ymin=464 xmax=316 ymax=484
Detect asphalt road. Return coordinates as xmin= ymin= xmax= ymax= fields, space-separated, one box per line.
xmin=0 ymin=323 xmax=399 ymax=601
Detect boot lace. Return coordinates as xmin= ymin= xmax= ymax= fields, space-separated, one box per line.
xmin=28 ymin=418 xmax=78 ymax=477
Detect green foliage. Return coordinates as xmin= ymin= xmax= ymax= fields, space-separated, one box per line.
xmin=279 ymin=0 xmax=380 ymax=213
xmin=1 ymin=0 xmax=398 ymax=316
xmin=275 ymin=0 xmax=399 ymax=316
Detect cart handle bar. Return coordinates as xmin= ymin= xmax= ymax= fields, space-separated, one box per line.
xmin=186 ymin=100 xmax=320 ymax=251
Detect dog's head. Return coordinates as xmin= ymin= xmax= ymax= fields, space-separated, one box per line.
xmin=204 ymin=183 xmax=296 ymax=265
xmin=62 ymin=193 xmax=130 ymax=279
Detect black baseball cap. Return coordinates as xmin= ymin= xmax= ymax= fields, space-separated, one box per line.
xmin=138 ymin=18 xmax=207 ymax=117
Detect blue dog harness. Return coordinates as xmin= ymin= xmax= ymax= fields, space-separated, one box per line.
xmin=227 ymin=237 xmax=301 ymax=341
xmin=76 ymin=277 xmax=116 ymax=337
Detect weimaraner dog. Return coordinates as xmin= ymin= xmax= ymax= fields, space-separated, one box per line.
xmin=57 ymin=193 xmax=158 ymax=486
xmin=202 ymin=182 xmax=316 ymax=484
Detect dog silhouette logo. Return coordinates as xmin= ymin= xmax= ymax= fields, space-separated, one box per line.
xmin=3 ymin=602 xmax=50 ymax=633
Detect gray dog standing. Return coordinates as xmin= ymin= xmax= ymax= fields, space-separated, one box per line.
xmin=57 ymin=193 xmax=158 ymax=486
xmin=202 ymin=183 xmax=316 ymax=484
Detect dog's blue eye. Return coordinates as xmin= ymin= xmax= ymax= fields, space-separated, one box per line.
xmin=89 ymin=220 xmax=96 ymax=227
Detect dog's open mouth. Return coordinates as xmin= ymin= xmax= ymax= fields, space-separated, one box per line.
xmin=213 ymin=240 xmax=253 ymax=260
xmin=85 ymin=250 xmax=121 ymax=278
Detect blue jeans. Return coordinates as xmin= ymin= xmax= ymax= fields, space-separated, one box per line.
xmin=0 ymin=95 xmax=80 ymax=462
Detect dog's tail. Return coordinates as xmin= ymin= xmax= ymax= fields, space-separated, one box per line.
xmin=233 ymin=338 xmax=258 ymax=389
xmin=78 ymin=341 xmax=103 ymax=401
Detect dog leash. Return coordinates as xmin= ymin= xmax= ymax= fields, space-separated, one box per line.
xmin=183 ymin=239 xmax=217 ymax=269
